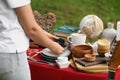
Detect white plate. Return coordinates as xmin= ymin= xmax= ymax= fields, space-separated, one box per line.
xmin=42 ymin=48 xmax=70 ymax=57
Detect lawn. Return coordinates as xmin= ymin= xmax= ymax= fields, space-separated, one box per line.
xmin=31 ymin=0 xmax=120 ymax=32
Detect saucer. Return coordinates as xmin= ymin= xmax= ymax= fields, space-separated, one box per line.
xmin=42 ymin=48 xmax=70 ymax=57
xmin=40 ymin=48 xmax=70 ymax=62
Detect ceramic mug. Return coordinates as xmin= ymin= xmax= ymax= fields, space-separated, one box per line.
xmin=67 ymin=33 xmax=86 ymax=47
xmin=57 ymin=57 xmax=68 ymax=63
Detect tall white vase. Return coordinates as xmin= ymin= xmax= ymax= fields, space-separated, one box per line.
xmin=116 ymin=21 xmax=120 ymax=41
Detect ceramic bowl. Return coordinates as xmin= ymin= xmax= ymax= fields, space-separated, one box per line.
xmin=97 ymin=39 xmax=110 ymax=49
xmin=97 ymin=49 xmax=110 ymax=57
xmin=97 ymin=39 xmax=110 ymax=56
xmin=72 ymin=45 xmax=93 ymax=58
xmin=84 ymin=53 xmax=96 ymax=62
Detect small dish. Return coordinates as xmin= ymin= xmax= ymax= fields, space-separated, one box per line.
xmin=40 ymin=48 xmax=70 ymax=62
xmin=42 ymin=48 xmax=70 ymax=57
xmin=84 ymin=53 xmax=96 ymax=62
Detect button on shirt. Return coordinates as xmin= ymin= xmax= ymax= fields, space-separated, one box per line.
xmin=0 ymin=0 xmax=31 ymax=53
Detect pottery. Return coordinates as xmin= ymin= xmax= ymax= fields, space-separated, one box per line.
xmin=84 ymin=53 xmax=96 ymax=62
xmin=117 ymin=21 xmax=120 ymax=41
xmin=102 ymin=22 xmax=117 ymax=43
xmin=97 ymin=39 xmax=110 ymax=56
xmin=72 ymin=45 xmax=93 ymax=58
xmin=67 ymin=33 xmax=86 ymax=48
xmin=56 ymin=57 xmax=70 ymax=69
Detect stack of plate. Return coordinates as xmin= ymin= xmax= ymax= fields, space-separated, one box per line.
xmin=40 ymin=48 xmax=70 ymax=63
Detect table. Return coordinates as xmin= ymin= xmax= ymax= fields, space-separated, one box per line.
xmin=27 ymin=48 xmax=120 ymax=80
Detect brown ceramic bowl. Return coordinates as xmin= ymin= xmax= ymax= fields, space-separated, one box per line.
xmin=97 ymin=49 xmax=110 ymax=57
xmin=84 ymin=53 xmax=96 ymax=62
xmin=72 ymin=45 xmax=93 ymax=58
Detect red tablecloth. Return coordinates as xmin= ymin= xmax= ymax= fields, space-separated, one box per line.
xmin=27 ymin=48 xmax=120 ymax=80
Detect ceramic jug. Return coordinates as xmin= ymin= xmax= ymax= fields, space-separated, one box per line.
xmin=102 ymin=22 xmax=117 ymax=44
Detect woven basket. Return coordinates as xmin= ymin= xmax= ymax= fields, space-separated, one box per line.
xmin=33 ymin=10 xmax=56 ymax=32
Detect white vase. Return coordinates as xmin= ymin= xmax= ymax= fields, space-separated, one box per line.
xmin=102 ymin=22 xmax=117 ymax=43
xmin=116 ymin=21 xmax=120 ymax=41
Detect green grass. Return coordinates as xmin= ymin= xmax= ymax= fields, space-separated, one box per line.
xmin=31 ymin=0 xmax=120 ymax=32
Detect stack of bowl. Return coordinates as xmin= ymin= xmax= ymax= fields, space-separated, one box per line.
xmin=97 ymin=39 xmax=110 ymax=56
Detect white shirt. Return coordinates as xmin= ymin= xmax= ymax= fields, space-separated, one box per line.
xmin=0 ymin=0 xmax=31 ymax=53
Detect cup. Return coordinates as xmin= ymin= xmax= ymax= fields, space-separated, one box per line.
xmin=57 ymin=57 xmax=68 ymax=63
xmin=67 ymin=33 xmax=86 ymax=48
xmin=56 ymin=56 xmax=70 ymax=69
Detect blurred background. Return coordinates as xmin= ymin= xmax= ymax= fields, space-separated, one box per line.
xmin=31 ymin=0 xmax=120 ymax=32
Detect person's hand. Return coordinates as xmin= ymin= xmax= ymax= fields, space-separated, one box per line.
xmin=44 ymin=31 xmax=59 ymax=40
xmin=49 ymin=42 xmax=64 ymax=55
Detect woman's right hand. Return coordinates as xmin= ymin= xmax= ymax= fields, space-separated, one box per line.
xmin=49 ymin=42 xmax=64 ymax=55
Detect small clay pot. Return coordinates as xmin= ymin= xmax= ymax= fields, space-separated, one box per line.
xmin=84 ymin=53 xmax=96 ymax=62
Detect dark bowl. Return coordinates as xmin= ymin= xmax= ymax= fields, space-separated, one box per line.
xmin=54 ymin=38 xmax=66 ymax=47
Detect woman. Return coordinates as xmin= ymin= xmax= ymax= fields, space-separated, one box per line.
xmin=0 ymin=0 xmax=64 ymax=80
